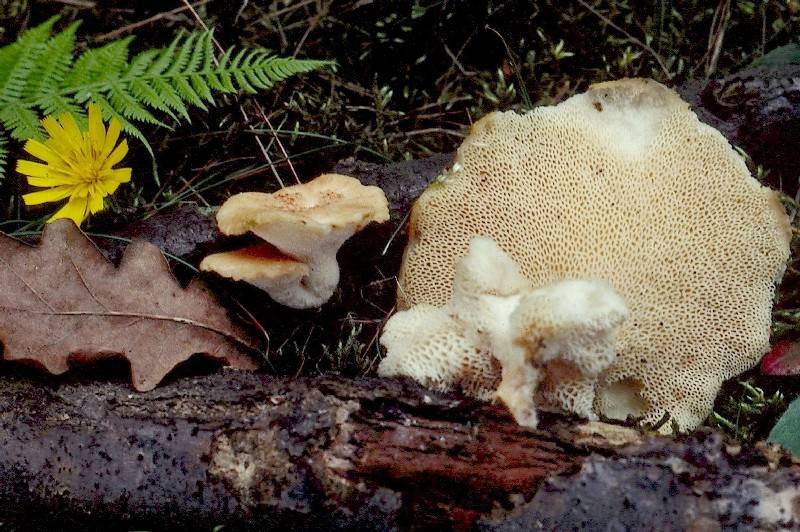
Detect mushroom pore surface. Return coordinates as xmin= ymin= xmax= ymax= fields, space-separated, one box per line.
xmin=396 ymin=78 xmax=791 ymax=431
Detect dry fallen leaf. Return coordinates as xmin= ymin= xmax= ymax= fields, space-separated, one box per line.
xmin=0 ymin=219 xmax=258 ymax=391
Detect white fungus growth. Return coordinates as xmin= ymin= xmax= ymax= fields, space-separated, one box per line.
xmin=379 ymin=236 xmax=629 ymax=428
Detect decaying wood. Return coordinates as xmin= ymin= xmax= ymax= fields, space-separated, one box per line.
xmin=0 ymin=370 xmax=798 ymax=531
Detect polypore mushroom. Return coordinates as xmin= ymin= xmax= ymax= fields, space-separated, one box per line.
xmin=379 ymin=236 xmax=629 ymax=428
xmin=393 ymin=78 xmax=791 ymax=432
xmin=501 ymin=278 xmax=628 ymax=426
xmin=380 ymin=236 xmax=531 ymax=400
xmin=201 ymin=173 xmax=389 ymax=309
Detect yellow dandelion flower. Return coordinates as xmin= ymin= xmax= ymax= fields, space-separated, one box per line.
xmin=18 ymin=103 xmax=132 ymax=226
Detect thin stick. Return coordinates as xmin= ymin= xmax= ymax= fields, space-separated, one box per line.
xmin=382 ymin=211 xmax=410 ymax=256
xmin=705 ymin=0 xmax=731 ymax=78
xmin=576 ymin=0 xmax=673 ymax=80
xmin=180 ymin=0 xmax=289 ymax=188
xmin=255 ymin=102 xmax=301 ymax=184
xmin=94 ymin=1 xmax=211 ymax=42
xmin=52 ymin=0 xmax=95 ymax=7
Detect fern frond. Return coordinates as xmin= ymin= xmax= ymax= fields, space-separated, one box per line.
xmin=66 ymin=37 xmax=133 ymax=101
xmin=0 ymin=135 xmax=7 ymax=182
xmin=75 ymin=30 xmax=334 ymax=127
xmin=0 ymin=103 xmax=43 ymax=140
xmin=0 ymin=16 xmax=58 ymax=105
xmin=92 ymin=94 xmax=152 ymax=155
xmin=25 ymin=21 xmax=79 ymax=102
xmin=36 ymin=93 xmax=83 ymax=121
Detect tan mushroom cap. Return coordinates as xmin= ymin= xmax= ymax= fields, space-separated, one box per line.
xmin=200 ymin=243 xmax=308 ymax=284
xmin=216 ymin=173 xmax=390 ymax=237
xmin=396 ymin=78 xmax=792 ymax=432
xmin=202 ymin=173 xmax=389 ymax=309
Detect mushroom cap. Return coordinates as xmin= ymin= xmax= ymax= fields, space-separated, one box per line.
xmin=380 ymin=237 xmax=526 ymax=402
xmin=510 ymin=279 xmax=629 ymax=421
xmin=204 ymin=173 xmax=390 ymax=309
xmin=199 ymin=243 xmax=311 ymax=308
xmin=215 ymin=173 xmax=390 ymax=237
xmin=397 ymin=78 xmax=792 ymax=431
xmin=200 ymin=243 xmax=308 ymax=280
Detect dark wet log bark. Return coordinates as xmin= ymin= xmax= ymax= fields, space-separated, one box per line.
xmin=679 ymin=65 xmax=800 ymax=196
xmin=0 ymin=370 xmax=798 ymax=531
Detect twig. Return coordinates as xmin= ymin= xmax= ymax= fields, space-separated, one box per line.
xmin=234 ymin=0 xmax=250 ymax=24
xmin=230 ymin=298 xmax=270 ymax=360
xmin=180 ymin=0 xmax=293 ymax=188
xmin=52 ymin=0 xmax=96 ymax=7
xmin=705 ymin=0 xmax=731 ymax=78
xmin=293 ymin=324 xmax=315 ymax=379
xmin=254 ymin=102 xmax=301 ymax=184
xmin=293 ymin=2 xmax=328 ymax=57
xmin=442 ymin=43 xmax=474 ymax=77
xmin=382 ymin=211 xmax=410 ymax=256
xmin=251 ymin=0 xmax=317 ymax=25
xmin=485 ymin=25 xmax=533 ymax=110
xmin=238 ymin=106 xmax=286 ymax=188
xmin=386 ymin=128 xmax=466 ymax=139
xmin=362 ymin=304 xmax=394 ymax=375
xmin=94 ymin=2 xmax=211 ymax=42
xmin=576 ymin=0 xmax=673 ymax=80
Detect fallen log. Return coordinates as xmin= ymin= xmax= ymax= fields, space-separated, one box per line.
xmin=0 ymin=369 xmax=798 ymax=530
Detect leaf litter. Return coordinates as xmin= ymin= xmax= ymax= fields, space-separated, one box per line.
xmin=0 ymin=219 xmax=258 ymax=391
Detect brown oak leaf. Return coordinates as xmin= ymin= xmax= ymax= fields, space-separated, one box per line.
xmin=0 ymin=219 xmax=258 ymax=391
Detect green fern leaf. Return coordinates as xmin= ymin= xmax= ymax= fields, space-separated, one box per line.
xmin=190 ymin=73 xmax=214 ymax=105
xmin=66 ymin=37 xmax=133 ymax=101
xmin=0 ymin=135 xmax=7 ymax=182
xmin=25 ymin=21 xmax=79 ymax=103
xmin=128 ymin=78 xmax=178 ymax=121
xmin=107 ymin=83 xmax=165 ymax=126
xmin=0 ymin=102 xmax=43 ymax=140
xmin=36 ymin=93 xmax=82 ymax=119
xmin=124 ymin=48 xmax=158 ymax=78
xmin=149 ymin=78 xmax=191 ymax=121
xmin=92 ymin=94 xmax=152 ymax=155
xmin=166 ymin=32 xmax=198 ymax=75
xmin=0 ymin=16 xmax=59 ymax=105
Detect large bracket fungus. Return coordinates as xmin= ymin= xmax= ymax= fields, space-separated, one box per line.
xmin=388 ymin=78 xmax=792 ymax=432
xmin=201 ymin=173 xmax=389 ymax=309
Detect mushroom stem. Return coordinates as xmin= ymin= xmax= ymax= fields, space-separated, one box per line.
xmin=292 ymin=254 xmax=341 ymax=308
xmin=251 ymin=225 xmax=355 ymax=308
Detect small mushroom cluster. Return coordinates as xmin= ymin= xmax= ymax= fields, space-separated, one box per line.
xmin=379 ymin=236 xmax=628 ymax=427
xmin=201 ymin=173 xmax=389 ymax=309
